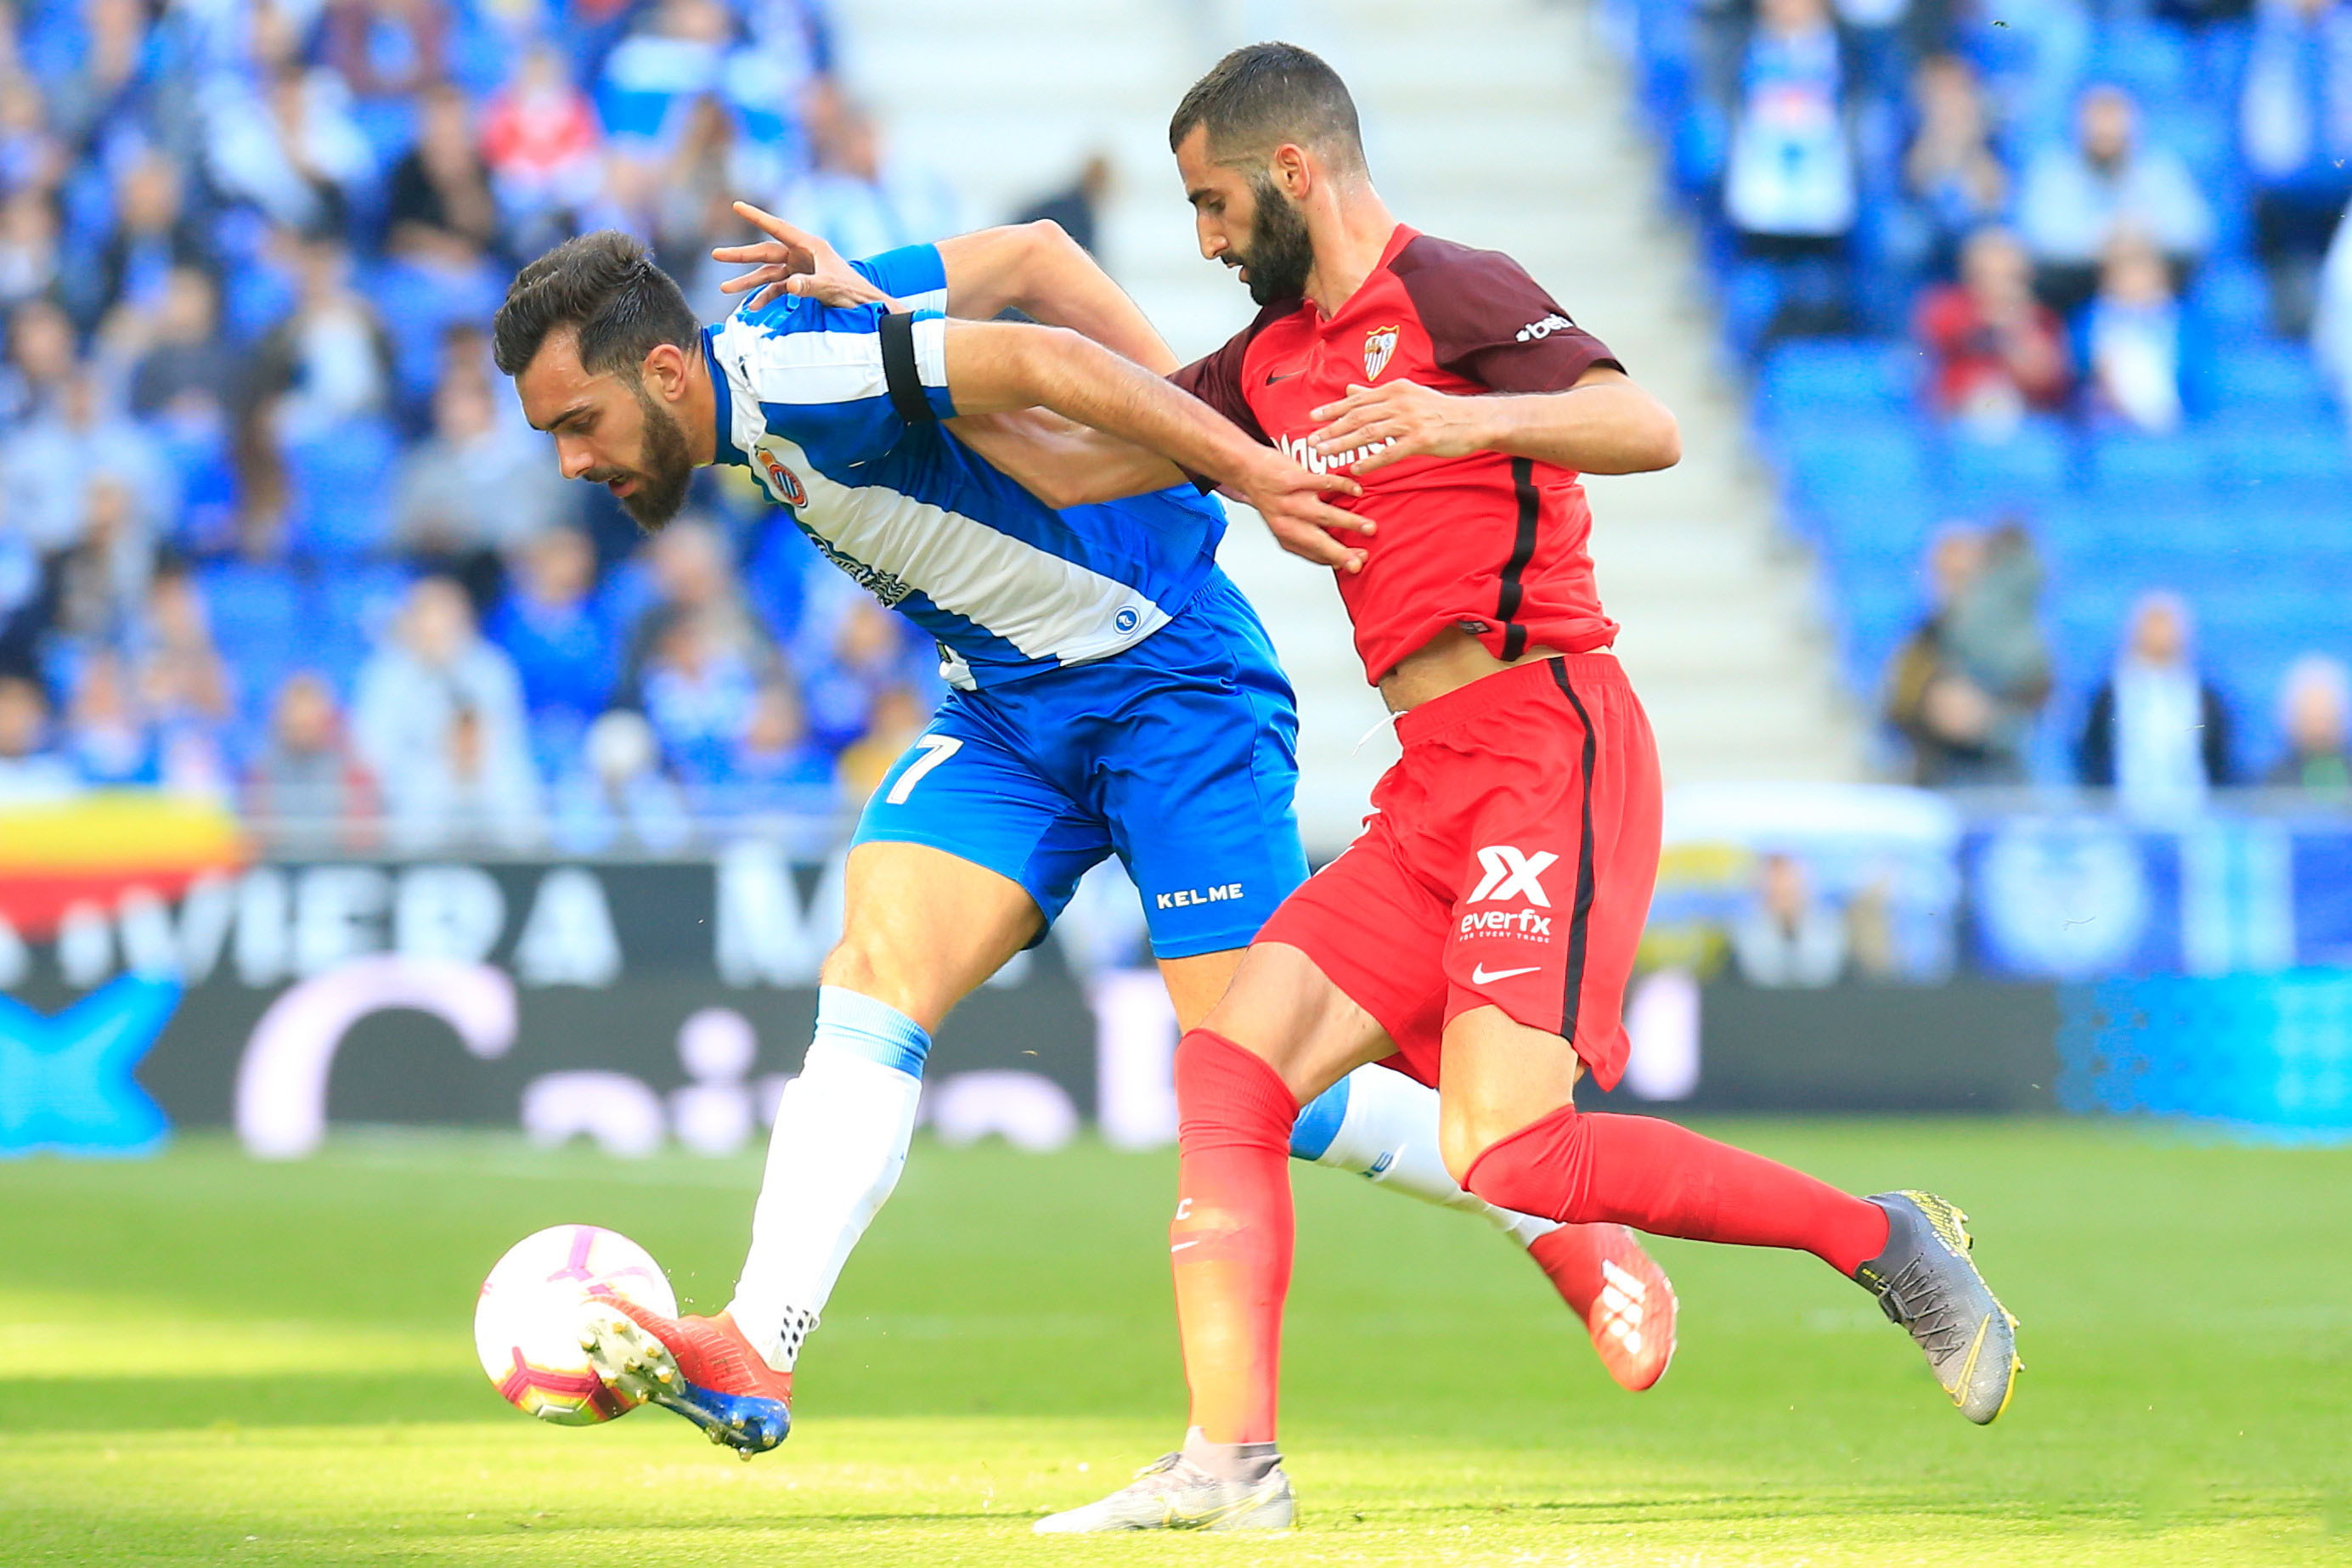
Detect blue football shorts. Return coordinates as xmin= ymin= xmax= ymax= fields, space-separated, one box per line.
xmin=850 ymin=569 xmax=1308 ymax=958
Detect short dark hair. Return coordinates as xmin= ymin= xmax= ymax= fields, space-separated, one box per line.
xmin=1169 ymin=42 xmax=1364 ymax=170
xmin=493 ymin=230 xmax=701 ymax=382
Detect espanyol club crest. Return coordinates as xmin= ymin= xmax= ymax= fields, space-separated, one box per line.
xmin=1362 ymin=325 xmax=1401 ymax=381
xmin=756 ymin=448 xmax=809 ymax=507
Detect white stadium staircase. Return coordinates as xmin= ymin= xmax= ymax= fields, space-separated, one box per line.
xmin=831 ymin=0 xmax=1866 ymax=855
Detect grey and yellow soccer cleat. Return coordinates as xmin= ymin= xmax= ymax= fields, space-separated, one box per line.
xmin=1854 ymin=1190 xmax=2020 ymax=1424
xmin=1034 ymin=1452 xmax=1294 ymax=1533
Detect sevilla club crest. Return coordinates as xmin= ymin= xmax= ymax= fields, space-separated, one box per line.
xmin=1362 ymin=325 xmax=1401 ymax=381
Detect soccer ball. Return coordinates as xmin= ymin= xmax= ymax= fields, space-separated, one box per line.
xmin=474 ymin=1224 xmax=678 ymax=1425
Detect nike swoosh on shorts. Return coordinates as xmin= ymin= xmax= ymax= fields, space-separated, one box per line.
xmin=1470 ymin=964 xmax=1543 ymax=984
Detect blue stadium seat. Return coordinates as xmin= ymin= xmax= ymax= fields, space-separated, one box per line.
xmin=747 ymin=518 xmax=816 ymax=646
xmin=2163 ymin=105 xmax=2241 ymax=197
xmin=198 ymin=557 xmax=299 ymax=632
xmin=2186 ymin=257 xmax=2272 ymax=339
xmin=2086 ymin=430 xmax=2215 ymax=493
xmin=223 ymin=257 xmax=297 ymax=344
xmin=2210 ymin=421 xmax=2352 ymax=485
xmin=369 ymin=258 xmax=509 ymax=412
xmin=2052 ymin=593 xmax=2136 ymax=678
xmin=283 ymin=420 xmax=401 ymax=560
xmin=1719 ymin=261 xmax=1785 ymax=355
xmin=594 ymin=555 xmax=660 ymax=646
xmin=2191 ymin=16 xmax=2256 ymax=99
xmin=2086 ymin=493 xmax=2247 ymax=562
xmin=2089 ymin=20 xmax=2193 ymax=102
xmin=1757 ymin=337 xmax=1918 ymax=423
xmin=196 ymin=562 xmax=304 ymax=729
xmin=349 ymin=99 xmax=420 ymax=171
xmin=1832 ymin=578 xmax=1921 ymax=696
xmin=309 ymin=565 xmax=415 ymax=689
xmin=2204 ymin=341 xmax=2335 ymax=415
xmin=1938 ymin=419 xmax=2072 ymax=507
xmin=155 ymin=419 xmax=242 ymax=558
xmin=2033 ymin=495 xmax=2112 ymax=552
xmin=1778 ymin=412 xmax=1928 ymax=488
xmin=2225 ymin=478 xmax=2352 ymax=553
xmin=1808 ymin=488 xmax=1943 ymax=570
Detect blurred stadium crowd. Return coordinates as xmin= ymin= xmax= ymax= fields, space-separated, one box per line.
xmin=0 ymin=0 xmax=1126 ymax=852
xmin=0 ymin=0 xmax=2344 ymax=858
xmin=1617 ymin=0 xmax=2352 ymax=808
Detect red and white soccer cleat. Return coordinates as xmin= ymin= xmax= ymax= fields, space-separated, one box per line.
xmin=1526 ymin=1222 xmax=1678 ymax=1391
xmin=581 ymin=1299 xmax=795 ymax=1456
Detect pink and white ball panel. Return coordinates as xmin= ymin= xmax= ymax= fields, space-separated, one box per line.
xmin=473 ymin=1224 xmax=677 ymax=1425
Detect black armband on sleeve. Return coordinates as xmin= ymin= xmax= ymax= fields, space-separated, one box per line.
xmin=878 ymin=312 xmax=936 ymax=426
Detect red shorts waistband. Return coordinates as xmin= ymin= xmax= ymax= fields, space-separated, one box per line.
xmin=1392 ymin=651 xmax=1627 ymax=747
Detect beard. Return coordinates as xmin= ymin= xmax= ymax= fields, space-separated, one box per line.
xmin=1230 ymin=172 xmax=1314 ymax=306
xmin=613 ymin=382 xmax=697 ymax=531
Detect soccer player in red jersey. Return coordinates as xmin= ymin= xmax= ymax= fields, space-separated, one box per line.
xmin=996 ymin=44 xmax=2022 ymax=1531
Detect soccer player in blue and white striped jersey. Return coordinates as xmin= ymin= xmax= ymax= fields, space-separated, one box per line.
xmin=488 ymin=226 xmax=1675 ymax=1457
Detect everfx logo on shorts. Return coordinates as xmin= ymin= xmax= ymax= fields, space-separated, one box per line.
xmin=1460 ymin=907 xmax=1551 ymax=938
xmin=1466 ymin=845 xmax=1557 ymax=907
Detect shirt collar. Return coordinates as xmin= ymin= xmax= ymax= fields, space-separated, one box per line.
xmin=702 ymin=324 xmax=746 ymax=467
xmin=1310 ymin=223 xmax=1421 ymax=324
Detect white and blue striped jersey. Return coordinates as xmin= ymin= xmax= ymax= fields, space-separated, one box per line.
xmin=702 ymin=244 xmax=1226 ymax=690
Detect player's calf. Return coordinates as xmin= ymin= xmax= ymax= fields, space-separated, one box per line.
xmin=582 ymin=1299 xmax=793 ymax=1457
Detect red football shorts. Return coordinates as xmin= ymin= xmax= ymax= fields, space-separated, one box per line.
xmin=1257 ymin=652 xmax=1661 ymax=1091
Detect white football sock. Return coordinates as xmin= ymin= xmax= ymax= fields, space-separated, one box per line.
xmin=1290 ymin=1064 xmax=1560 ymax=1249
xmin=727 ymin=985 xmax=928 ymax=1371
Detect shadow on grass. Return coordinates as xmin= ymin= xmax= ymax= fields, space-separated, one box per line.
xmin=0 ymin=1371 xmax=504 ymax=1433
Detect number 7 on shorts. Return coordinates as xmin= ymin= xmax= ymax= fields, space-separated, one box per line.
xmin=885 ymin=736 xmax=963 ymax=805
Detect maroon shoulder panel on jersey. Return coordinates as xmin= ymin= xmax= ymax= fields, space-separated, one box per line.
xmin=1167 ymin=298 xmax=1294 ymax=446
xmin=1389 ymin=234 xmax=1621 ymax=394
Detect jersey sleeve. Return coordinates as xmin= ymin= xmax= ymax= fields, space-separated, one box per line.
xmin=1169 ymin=324 xmax=1272 ymax=446
xmin=1392 ymin=237 xmax=1622 ymax=394
xmin=723 ymin=299 xmax=956 ymax=471
xmin=853 ymin=244 xmax=949 ymax=313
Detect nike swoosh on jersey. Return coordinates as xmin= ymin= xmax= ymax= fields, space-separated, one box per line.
xmin=1470 ymin=964 xmax=1543 ymax=984
xmin=1263 ymin=369 xmax=1302 ymax=384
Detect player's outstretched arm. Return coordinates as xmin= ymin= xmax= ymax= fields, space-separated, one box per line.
xmin=932 ymin=223 xmax=1176 ymax=374
xmin=1307 ymin=364 xmax=1681 ymax=477
xmin=715 ymin=204 xmax=1176 ymax=374
xmin=945 ymin=318 xmax=1373 ymax=572
xmin=945 ymin=409 xmax=1187 ymax=510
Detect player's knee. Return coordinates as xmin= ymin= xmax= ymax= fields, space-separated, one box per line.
xmin=818 ymin=938 xmax=872 ymax=993
xmin=1437 ymin=1114 xmax=1488 ymax=1189
xmin=1438 ymin=1093 xmax=1534 ymax=1189
xmin=817 ymin=939 xmax=921 ymax=1021
xmin=1455 ymin=1106 xmax=1588 ymax=1224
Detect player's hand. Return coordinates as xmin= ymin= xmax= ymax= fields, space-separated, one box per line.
xmin=712 ymin=202 xmax=889 ymax=310
xmin=1232 ymin=455 xmax=1372 ymax=573
xmin=1306 ymin=381 xmax=1492 ymax=476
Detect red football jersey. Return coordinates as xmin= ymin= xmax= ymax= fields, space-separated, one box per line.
xmin=1172 ymin=224 xmax=1622 ymax=685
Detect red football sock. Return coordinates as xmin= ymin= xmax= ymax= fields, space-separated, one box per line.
xmin=1464 ymin=1107 xmax=1890 ymax=1277
xmin=1169 ymin=1029 xmax=1298 ymax=1446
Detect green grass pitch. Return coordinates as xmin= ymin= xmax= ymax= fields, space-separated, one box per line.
xmin=2 ymin=1120 xmax=2346 ymax=1565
